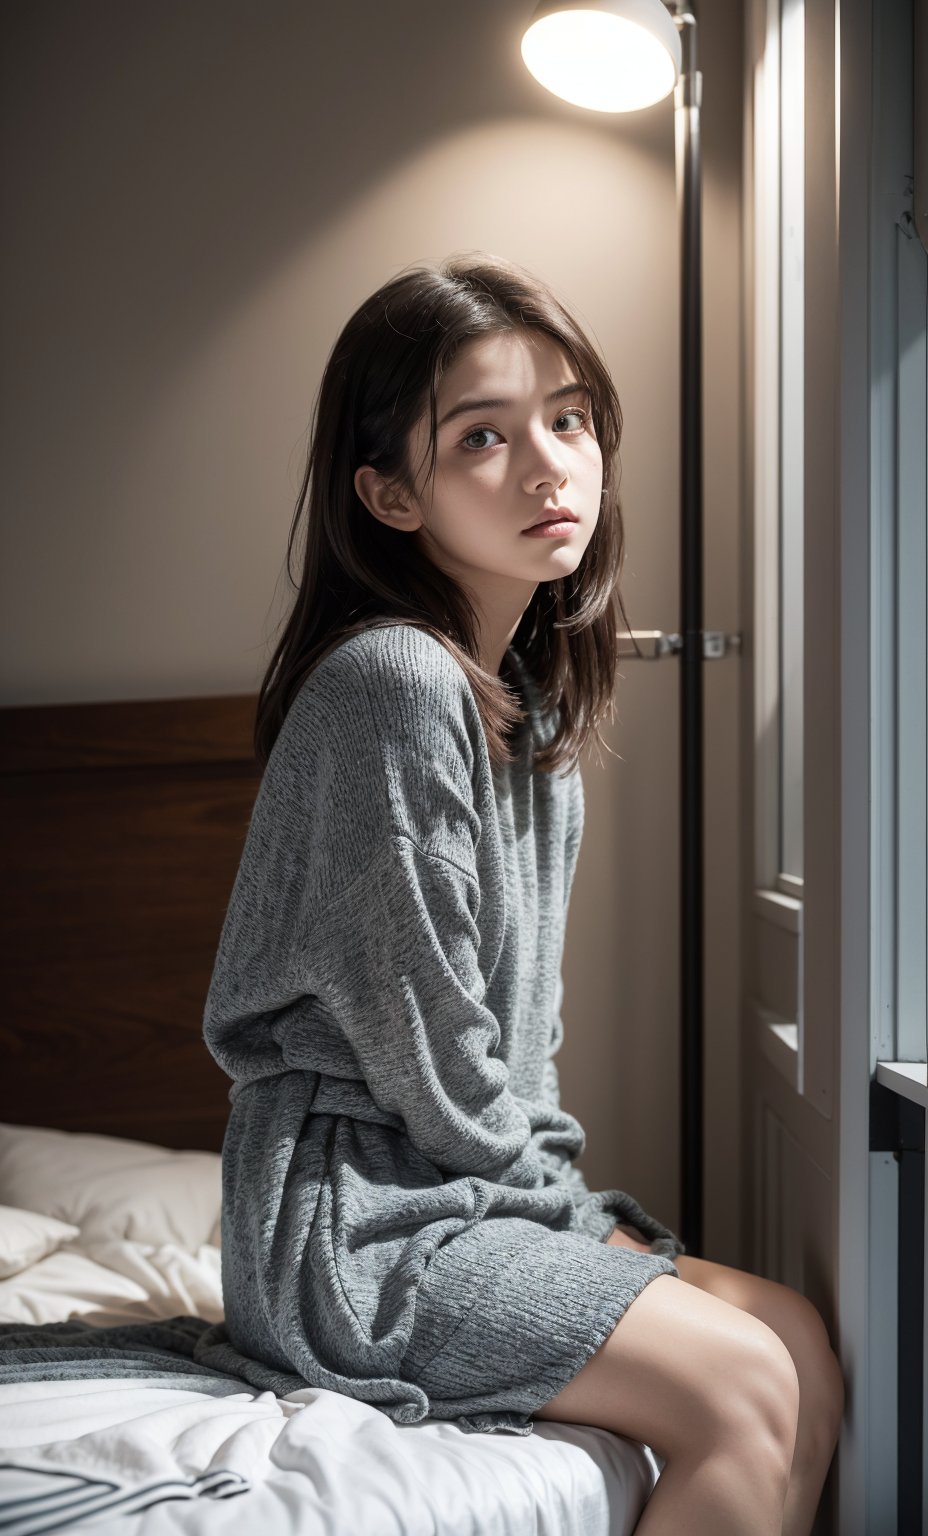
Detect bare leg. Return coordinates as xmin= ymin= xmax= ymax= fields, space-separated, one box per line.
xmin=673 ymin=1254 xmax=845 ymax=1536
xmin=534 ymin=1271 xmax=801 ymax=1535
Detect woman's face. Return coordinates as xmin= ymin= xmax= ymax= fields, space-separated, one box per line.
xmin=405 ymin=328 xmax=603 ymax=605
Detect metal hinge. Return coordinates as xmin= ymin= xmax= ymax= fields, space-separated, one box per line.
xmin=617 ymin=630 xmax=743 ymax=661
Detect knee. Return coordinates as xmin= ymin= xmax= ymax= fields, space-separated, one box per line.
xmin=716 ymin=1323 xmax=801 ymax=1475
xmin=799 ymin=1307 xmax=846 ymax=1455
xmin=803 ymin=1341 xmax=845 ymax=1473
xmin=783 ymin=1291 xmax=846 ymax=1448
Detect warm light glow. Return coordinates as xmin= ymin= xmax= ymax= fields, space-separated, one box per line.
xmin=521 ymin=8 xmax=678 ymax=113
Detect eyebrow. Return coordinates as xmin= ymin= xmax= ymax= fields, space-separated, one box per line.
xmin=437 ymin=381 xmax=591 ymax=430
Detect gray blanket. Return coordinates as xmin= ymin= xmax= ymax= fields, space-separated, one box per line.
xmin=0 ymin=1314 xmax=250 ymax=1397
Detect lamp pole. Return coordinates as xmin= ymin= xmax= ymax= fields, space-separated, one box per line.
xmin=672 ymin=1 xmax=705 ymax=1259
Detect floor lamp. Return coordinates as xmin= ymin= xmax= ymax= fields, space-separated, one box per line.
xmin=521 ymin=0 xmax=740 ymax=1257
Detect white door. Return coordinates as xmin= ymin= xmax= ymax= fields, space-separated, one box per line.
xmin=743 ymin=0 xmax=927 ymax=1532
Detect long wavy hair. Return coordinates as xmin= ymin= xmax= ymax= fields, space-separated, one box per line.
xmin=254 ymin=252 xmax=642 ymax=776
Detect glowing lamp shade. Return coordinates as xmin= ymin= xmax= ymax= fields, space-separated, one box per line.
xmin=521 ymin=0 xmax=682 ymax=113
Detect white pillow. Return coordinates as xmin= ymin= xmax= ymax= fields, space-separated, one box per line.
xmin=0 ymin=1124 xmax=222 ymax=1253
xmin=0 ymin=1204 xmax=81 ymax=1279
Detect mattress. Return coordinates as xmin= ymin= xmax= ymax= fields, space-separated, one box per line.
xmin=0 ymin=1123 xmax=661 ymax=1534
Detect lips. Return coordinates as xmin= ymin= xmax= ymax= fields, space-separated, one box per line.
xmin=525 ymin=508 xmax=579 ymax=530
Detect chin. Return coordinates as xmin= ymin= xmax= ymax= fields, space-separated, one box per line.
xmin=530 ymin=545 xmax=586 ymax=572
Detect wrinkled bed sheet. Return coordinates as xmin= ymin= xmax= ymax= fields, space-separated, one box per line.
xmin=0 ymin=1238 xmax=660 ymax=1535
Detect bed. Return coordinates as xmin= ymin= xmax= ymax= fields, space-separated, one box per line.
xmin=0 ymin=692 xmax=662 ymax=1534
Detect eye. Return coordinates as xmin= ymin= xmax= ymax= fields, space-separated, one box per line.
xmin=460 ymin=426 xmax=503 ymax=452
xmin=458 ymin=406 xmax=590 ymax=454
xmin=553 ymin=408 xmax=589 ymax=433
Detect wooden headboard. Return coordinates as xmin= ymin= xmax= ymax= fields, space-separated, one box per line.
xmin=0 ymin=695 xmax=262 ymax=1153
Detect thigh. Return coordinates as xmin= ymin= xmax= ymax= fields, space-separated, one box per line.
xmin=534 ymin=1269 xmax=799 ymax=1459
xmin=674 ymin=1254 xmax=835 ymax=1366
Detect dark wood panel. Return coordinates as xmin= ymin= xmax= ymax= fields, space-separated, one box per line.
xmin=0 ymin=695 xmax=263 ymax=1152
xmin=0 ymin=693 xmax=257 ymax=773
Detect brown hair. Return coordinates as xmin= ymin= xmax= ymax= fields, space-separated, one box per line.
xmin=254 ymin=252 xmax=641 ymax=776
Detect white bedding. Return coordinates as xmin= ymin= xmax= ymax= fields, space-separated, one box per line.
xmin=0 ymin=1127 xmax=660 ymax=1534
xmin=0 ymin=1240 xmax=225 ymax=1330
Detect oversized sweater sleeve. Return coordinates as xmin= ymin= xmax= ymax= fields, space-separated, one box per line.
xmin=296 ymin=833 xmax=554 ymax=1187
xmin=535 ymin=762 xmax=595 ymax=1208
xmin=540 ymin=971 xmax=595 ymax=1205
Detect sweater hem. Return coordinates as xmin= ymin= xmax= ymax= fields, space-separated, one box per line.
xmin=397 ymin=1229 xmax=680 ymax=1436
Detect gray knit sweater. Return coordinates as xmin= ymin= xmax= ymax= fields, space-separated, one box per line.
xmin=200 ymin=622 xmax=683 ymax=1435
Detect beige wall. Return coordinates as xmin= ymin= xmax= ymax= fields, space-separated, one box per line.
xmin=1 ymin=0 xmax=744 ymax=1265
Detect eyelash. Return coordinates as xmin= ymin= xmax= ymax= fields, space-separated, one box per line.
xmin=458 ymin=407 xmax=590 ymax=454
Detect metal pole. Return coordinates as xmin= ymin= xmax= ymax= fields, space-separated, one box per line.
xmin=672 ymin=1 xmax=704 ymax=1257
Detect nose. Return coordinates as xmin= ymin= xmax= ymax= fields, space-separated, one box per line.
xmin=522 ymin=432 xmax=569 ymax=494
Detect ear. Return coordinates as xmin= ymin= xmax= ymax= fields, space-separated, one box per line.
xmin=353 ymin=466 xmax=423 ymax=532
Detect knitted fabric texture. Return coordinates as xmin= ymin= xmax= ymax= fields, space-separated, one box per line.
xmin=199 ymin=622 xmax=684 ymax=1434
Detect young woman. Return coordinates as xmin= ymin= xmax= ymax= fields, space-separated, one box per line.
xmin=201 ymin=254 xmax=844 ymax=1535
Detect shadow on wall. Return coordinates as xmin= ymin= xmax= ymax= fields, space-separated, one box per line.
xmin=6 ymin=0 xmax=673 ymax=367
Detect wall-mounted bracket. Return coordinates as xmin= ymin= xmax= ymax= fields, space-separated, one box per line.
xmin=617 ymin=629 xmax=743 ymax=660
